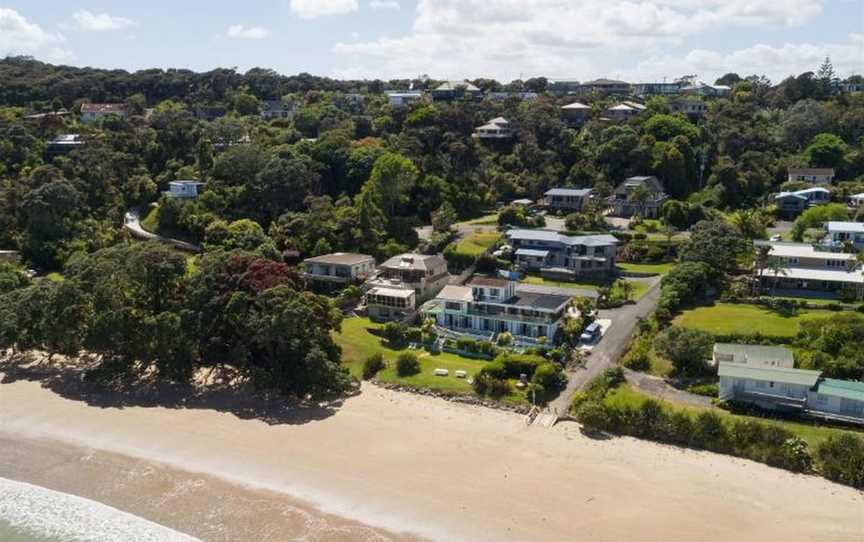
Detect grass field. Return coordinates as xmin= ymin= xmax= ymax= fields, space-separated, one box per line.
xmin=333 ymin=317 xmax=496 ymax=395
xmin=452 ymin=231 xmax=501 ymax=256
xmin=140 ymin=206 xmax=159 ymax=232
xmin=673 ymin=303 xmax=833 ymax=337
xmin=617 ymin=262 xmax=674 ymax=275
xmin=520 ymin=274 xmax=652 ymax=301
xmin=604 ymin=385 xmax=860 ymax=448
xmin=462 ymin=212 xmax=499 ymax=226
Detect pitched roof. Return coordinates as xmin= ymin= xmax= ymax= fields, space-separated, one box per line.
xmin=760 ymin=242 xmax=857 ymax=261
xmin=435 ymin=80 xmax=480 ymax=92
xmin=562 ymin=102 xmax=590 ymax=110
xmin=815 ymin=379 xmax=864 ymax=402
xmin=583 ymin=78 xmax=630 ymax=86
xmin=789 ymin=168 xmax=835 ymax=176
xmin=545 ymin=187 xmax=592 ymax=197
xmin=436 ymin=285 xmax=473 ymax=302
xmin=303 ymin=252 xmax=375 ymax=265
xmin=718 ymin=362 xmax=822 ymax=387
xmin=505 ymin=229 xmax=618 ymax=247
xmin=467 ymin=276 xmax=510 ymax=287
xmin=826 ymin=221 xmax=864 ymax=233
xmin=713 ymin=343 xmax=794 ymax=368
xmin=80 ymin=103 xmax=126 ymax=114
xmin=617 ymin=176 xmax=664 ymax=194
xmin=380 ymin=253 xmax=446 ymax=271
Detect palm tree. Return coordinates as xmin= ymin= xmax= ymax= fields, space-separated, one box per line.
xmin=752 ymin=244 xmax=772 ymax=296
xmin=629 ymin=184 xmax=651 ymax=219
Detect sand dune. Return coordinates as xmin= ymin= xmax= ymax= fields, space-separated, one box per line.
xmin=0 ymin=378 xmax=862 ymax=542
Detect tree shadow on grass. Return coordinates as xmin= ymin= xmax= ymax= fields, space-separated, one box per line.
xmin=0 ymin=352 xmax=350 ymax=426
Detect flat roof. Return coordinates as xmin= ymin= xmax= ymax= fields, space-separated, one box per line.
xmin=436 ymin=285 xmax=473 ymax=302
xmin=368 ymin=287 xmax=415 ymax=298
xmin=304 ymin=252 xmax=375 ymax=265
xmin=718 ymin=362 xmax=822 ymax=387
xmin=506 ymin=229 xmax=617 ymax=247
xmin=789 ymin=168 xmax=835 ymax=175
xmin=762 ymin=267 xmax=864 ymax=284
xmin=545 ymin=188 xmax=592 ymax=197
xmin=509 ymin=291 xmax=571 ymax=311
xmin=826 ymin=221 xmax=864 ymax=233
xmin=762 ymin=242 xmax=857 ymax=260
xmin=815 ymin=379 xmax=864 ymax=402
xmin=380 ymin=253 xmax=445 ymax=271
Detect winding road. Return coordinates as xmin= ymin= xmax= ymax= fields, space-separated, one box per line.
xmin=124 ymin=208 xmax=201 ymax=253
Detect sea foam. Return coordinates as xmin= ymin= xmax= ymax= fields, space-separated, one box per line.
xmin=0 ymin=477 xmax=200 ymax=542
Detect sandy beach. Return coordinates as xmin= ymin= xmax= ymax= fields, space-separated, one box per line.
xmin=0 ymin=374 xmax=862 ymax=542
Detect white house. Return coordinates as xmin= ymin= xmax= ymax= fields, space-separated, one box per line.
xmin=365 ymin=253 xmax=449 ymax=321
xmin=164 ymin=180 xmax=204 ymax=199
xmin=544 ymin=188 xmax=592 ymax=213
xmin=773 ymin=187 xmax=830 ymax=218
xmin=386 ymin=91 xmax=424 ymax=107
xmin=755 ymin=241 xmax=864 ymax=299
xmin=261 ymin=100 xmax=295 ymax=120
xmin=788 ymin=167 xmax=835 ymax=185
xmin=848 ymin=193 xmax=864 ymax=208
xmin=302 ymin=253 xmax=375 ymax=285
xmin=824 ymin=221 xmax=864 ymax=250
xmin=506 ymin=229 xmax=618 ymax=279
xmin=473 ymin=117 xmax=512 ymax=139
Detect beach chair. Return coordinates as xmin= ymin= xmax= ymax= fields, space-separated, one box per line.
xmin=434 ymin=368 xmax=449 ymax=376
xmin=454 ymin=370 xmax=467 ymax=379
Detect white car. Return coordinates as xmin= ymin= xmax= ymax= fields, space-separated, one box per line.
xmin=769 ymin=234 xmax=782 ymax=242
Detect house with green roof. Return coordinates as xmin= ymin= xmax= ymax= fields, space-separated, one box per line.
xmin=809 ymin=379 xmax=864 ymax=422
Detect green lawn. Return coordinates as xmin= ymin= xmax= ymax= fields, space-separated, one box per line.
xmin=673 ymin=303 xmax=833 ymax=337
xmin=140 ymin=206 xmax=159 ymax=233
xmin=44 ymin=272 xmax=65 ymax=282
xmin=462 ymin=212 xmax=499 ymax=226
xmin=604 ymin=385 xmax=860 ymax=448
xmin=520 ymin=274 xmax=651 ymax=301
xmin=453 ymin=231 xmax=501 ymax=256
xmin=617 ymin=262 xmax=674 ymax=275
xmin=334 ymin=317 xmax=507 ymax=396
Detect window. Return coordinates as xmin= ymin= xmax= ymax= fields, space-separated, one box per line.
xmin=489 ymin=288 xmax=500 ymax=298
xmin=445 ymin=302 xmax=462 ymax=311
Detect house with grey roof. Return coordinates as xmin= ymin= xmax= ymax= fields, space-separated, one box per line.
xmin=774 ymin=187 xmax=830 ymax=218
xmin=544 ymin=187 xmax=592 ymax=213
xmin=473 ymin=117 xmax=512 ymax=139
xmin=608 ymin=176 xmax=667 ymax=218
xmin=505 ymin=229 xmax=618 ymax=279
xmin=788 ymin=167 xmax=835 ymax=185
xmin=717 ymin=342 xmax=864 ymax=423
xmin=421 ymin=275 xmax=572 ymax=344
xmin=365 ymin=253 xmax=450 ymax=321
xmin=430 ymin=80 xmax=482 ymax=102
xmin=755 ymin=240 xmax=864 ymax=299
xmin=823 ymin=221 xmax=864 ymax=250
xmin=561 ymin=101 xmax=591 ymax=127
xmin=578 ymin=78 xmax=632 ymax=96
xmin=302 ymin=252 xmax=376 ymax=285
xmin=668 ymin=96 xmax=707 ymax=119
xmin=164 ymin=180 xmax=205 ymax=199
xmin=261 ymin=100 xmax=296 ymax=120
xmin=603 ymin=101 xmax=646 ymax=122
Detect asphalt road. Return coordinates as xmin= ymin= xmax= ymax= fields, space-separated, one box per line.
xmin=124 ymin=208 xmax=201 ymax=253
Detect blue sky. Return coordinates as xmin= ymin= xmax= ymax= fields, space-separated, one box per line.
xmin=2 ymin=1 xmax=862 ymax=84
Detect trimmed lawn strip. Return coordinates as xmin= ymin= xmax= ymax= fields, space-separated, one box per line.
xmin=604 ymin=384 xmax=860 ymax=449
xmin=617 ymin=262 xmax=674 ymax=275
xmin=673 ymin=303 xmax=832 ymax=337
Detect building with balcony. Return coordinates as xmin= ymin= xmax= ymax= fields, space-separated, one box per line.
xmin=365 ymin=253 xmax=449 ymax=321
xmin=561 ymin=101 xmax=591 ymax=127
xmin=506 ymin=229 xmax=618 ymax=279
xmin=578 ymin=78 xmax=632 ymax=96
xmin=430 ymin=80 xmax=482 ymax=102
xmin=46 ymin=134 xmax=85 ymax=157
xmin=423 ymin=276 xmax=572 ymax=342
xmin=544 ymin=187 xmax=592 ymax=213
xmin=302 ymin=253 xmax=376 ymax=286
xmin=603 ymin=101 xmax=646 ymax=122
xmin=788 ymin=167 xmax=835 ymax=185
xmin=608 ymin=175 xmax=667 ymax=218
xmin=261 ymin=100 xmax=296 ymax=120
xmin=385 ymin=91 xmax=424 ymax=107
xmin=473 ymin=117 xmax=512 ymax=139
xmin=755 ymin=241 xmax=864 ymax=299
xmin=773 ymin=187 xmax=830 ymax=218
xmin=823 ymin=221 xmax=864 ymax=250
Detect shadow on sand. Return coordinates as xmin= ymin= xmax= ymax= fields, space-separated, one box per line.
xmin=0 ymin=352 xmax=351 ymax=426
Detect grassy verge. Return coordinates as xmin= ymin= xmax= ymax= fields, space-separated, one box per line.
xmin=453 ymin=231 xmax=501 ymax=256
xmin=333 ymin=317 xmax=525 ymax=400
xmin=617 ymin=262 xmax=674 ymax=275
xmin=673 ymin=303 xmax=832 ymax=338
xmin=461 ymin=212 xmax=499 ymax=226
xmin=45 ymin=272 xmax=65 ymax=282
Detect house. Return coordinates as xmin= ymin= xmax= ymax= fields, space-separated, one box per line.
xmin=46 ymin=134 xmax=85 ymax=157
xmin=385 ymin=91 xmax=424 ymax=107
xmin=608 ymin=176 xmax=668 ymax=218
xmin=164 ymin=180 xmax=205 ymax=199
xmin=506 ymin=229 xmax=618 ymax=279
xmin=423 ymin=276 xmax=572 ymax=343
xmin=544 ymin=188 xmax=592 ymax=213
xmin=755 ymin=241 xmax=864 ymax=299
xmin=261 ymin=100 xmax=295 ymax=120
xmin=849 ymin=193 xmax=864 ymax=208
xmin=603 ymin=102 xmax=645 ymax=122
xmin=430 ymin=80 xmax=482 ymax=102
xmin=717 ymin=343 xmax=864 ymax=423
xmin=302 ymin=253 xmax=375 ymax=285
xmin=824 ymin=221 xmax=864 ymax=250
xmin=713 ymin=343 xmax=794 ymax=368
xmin=681 ymin=82 xmax=731 ymax=98
xmin=561 ymin=102 xmax=591 ymax=127
xmin=365 ymin=253 xmax=449 ymax=321
xmin=669 ymin=97 xmax=707 ymax=118
xmin=578 ymin=78 xmax=632 ymax=96
xmin=788 ymin=167 xmax=835 ymax=185
xmin=486 ymin=92 xmax=538 ymax=101
xmin=774 ymin=187 xmax=830 ymax=218
xmin=547 ymin=79 xmax=582 ymax=95
xmin=473 ymin=117 xmax=512 ymax=139
xmin=633 ymin=82 xmax=682 ymax=97
xmin=80 ymin=103 xmax=127 ymax=123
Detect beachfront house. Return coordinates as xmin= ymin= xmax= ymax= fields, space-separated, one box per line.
xmin=788 ymin=167 xmax=835 ymax=185
xmin=561 ymin=102 xmax=591 ymax=127
xmin=473 ymin=117 xmax=512 ymax=139
xmin=755 ymin=241 xmax=864 ymax=299
xmin=608 ymin=176 xmax=667 ymax=218
xmin=824 ymin=221 xmax=864 ymax=250
xmin=302 ymin=253 xmax=376 ymax=286
xmin=365 ymin=253 xmax=449 ymax=322
xmin=423 ymin=276 xmax=572 ymax=343
xmin=164 ymin=180 xmax=204 ymax=199
xmin=80 ymin=103 xmax=127 ymax=123
xmin=717 ymin=343 xmax=864 ymax=423
xmin=544 ymin=188 xmax=592 ymax=213
xmin=773 ymin=187 xmax=830 ymax=218
xmin=506 ymin=229 xmax=618 ymax=279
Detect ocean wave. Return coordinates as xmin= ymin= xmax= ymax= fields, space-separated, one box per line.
xmin=0 ymin=477 xmax=200 ymax=542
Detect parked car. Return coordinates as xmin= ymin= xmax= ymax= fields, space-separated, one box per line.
xmin=580 ymin=322 xmax=602 ymax=343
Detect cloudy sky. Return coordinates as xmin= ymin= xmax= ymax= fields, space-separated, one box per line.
xmin=1 ymin=1 xmax=862 ymax=84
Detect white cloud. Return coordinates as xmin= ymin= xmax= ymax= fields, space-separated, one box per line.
xmin=332 ymin=0 xmax=833 ymax=80
xmin=290 ymin=0 xmax=358 ymax=19
xmin=0 ymin=8 xmax=70 ymax=58
xmin=71 ymin=10 xmax=136 ymax=31
xmin=226 ymin=25 xmax=271 ymax=40
xmin=370 ymin=0 xmax=400 ymax=10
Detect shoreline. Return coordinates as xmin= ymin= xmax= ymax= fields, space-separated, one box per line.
xmin=1 ymin=375 xmax=862 ymax=542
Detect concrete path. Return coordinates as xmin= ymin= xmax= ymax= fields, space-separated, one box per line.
xmin=623 ymin=368 xmax=714 ymax=408
xmin=124 ymin=208 xmax=201 ymax=253
xmin=548 ymin=275 xmax=662 ymax=417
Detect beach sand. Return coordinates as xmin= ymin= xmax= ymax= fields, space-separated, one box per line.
xmin=0 ymin=375 xmax=862 ymax=542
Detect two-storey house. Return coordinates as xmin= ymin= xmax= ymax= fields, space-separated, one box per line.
xmin=473 ymin=117 xmax=511 ymax=139
xmin=544 ymin=188 xmax=592 ymax=213
xmin=302 ymin=253 xmax=376 ymax=286
xmin=756 ymin=241 xmax=864 ymax=299
xmin=430 ymin=81 xmax=482 ymax=102
xmin=506 ymin=229 xmax=618 ymax=279
xmin=788 ymin=167 xmax=835 ymax=185
xmin=774 ymin=187 xmax=830 ymax=218
xmin=561 ymin=102 xmax=591 ymax=127
xmin=425 ymin=276 xmax=571 ymax=342
xmin=365 ymin=254 xmax=449 ymax=321
xmin=608 ymin=176 xmax=667 ymax=218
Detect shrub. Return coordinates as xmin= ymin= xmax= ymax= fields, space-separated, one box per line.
xmin=686 ymin=383 xmax=718 ymax=397
xmin=573 ymin=400 xmax=612 ymax=432
xmin=496 ymin=331 xmax=513 ymax=346
xmin=692 ymin=411 xmax=732 ymax=454
xmin=456 ymin=336 xmax=477 ymax=352
xmin=382 ymin=322 xmax=409 ymax=346
xmin=621 ymin=337 xmax=652 ymax=371
xmin=815 ymin=433 xmax=864 ymax=488
xmin=362 ymin=353 xmax=385 ymax=380
xmin=531 ymin=362 xmax=564 ymax=391
xmin=654 ymin=326 xmax=713 ymax=376
xmin=395 ymin=352 xmax=421 ymax=377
